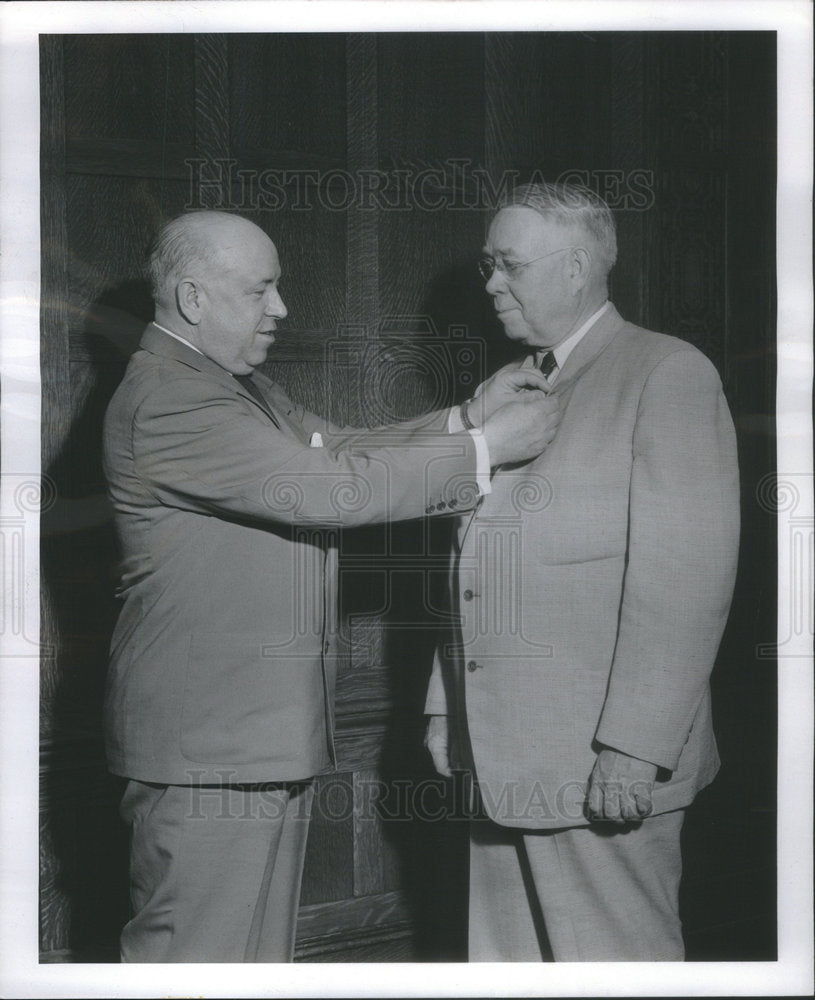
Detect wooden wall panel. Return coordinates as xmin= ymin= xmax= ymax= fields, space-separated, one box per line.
xmin=63 ymin=35 xmax=195 ymax=145
xmin=40 ymin=35 xmax=71 ymax=476
xmin=607 ymin=34 xmax=652 ymax=327
xmin=378 ymin=33 xmax=484 ymax=168
xmin=229 ymin=34 xmax=347 ymax=165
xmin=250 ymin=205 xmax=348 ymax=336
xmin=485 ymin=33 xmax=612 ymax=178
xmin=648 ymin=32 xmax=729 ymax=368
xmin=299 ymin=773 xmax=355 ymax=905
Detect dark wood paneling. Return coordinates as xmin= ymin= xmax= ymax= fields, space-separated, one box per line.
xmin=40 ymin=36 xmax=71 ymax=474
xmin=65 ymin=138 xmax=192 ymax=180
xmin=346 ymin=33 xmax=379 ymax=330
xmin=650 ymin=32 xmax=729 ymax=368
xmin=299 ymin=773 xmax=355 ymax=906
xmin=229 ymin=34 xmax=347 ymax=163
xmin=294 ymin=890 xmax=412 ymax=961
xmin=64 ymin=174 xmax=188 ymax=343
xmin=607 ymin=34 xmax=652 ymax=326
xmin=194 ymin=34 xmax=230 ymax=161
xmin=64 ymin=35 xmax=195 ymax=145
xmin=353 ymin=767 xmax=390 ymax=896
xmin=378 ymin=33 xmax=485 ymax=168
xmin=486 ymin=33 xmax=611 ymax=179
xmin=248 ymin=204 xmax=349 ymax=338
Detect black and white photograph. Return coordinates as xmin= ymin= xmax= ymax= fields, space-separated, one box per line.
xmin=0 ymin=1 xmax=812 ymax=997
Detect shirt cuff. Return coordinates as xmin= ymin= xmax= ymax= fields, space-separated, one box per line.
xmin=448 ymin=404 xmax=465 ymax=434
xmin=449 ymin=407 xmax=491 ymax=495
xmin=468 ymin=428 xmax=492 ymax=495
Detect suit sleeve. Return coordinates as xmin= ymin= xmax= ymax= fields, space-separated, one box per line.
xmin=261 ymin=379 xmax=453 ymax=441
xmin=131 ymin=377 xmax=479 ymax=528
xmin=594 ymin=348 xmax=740 ymax=771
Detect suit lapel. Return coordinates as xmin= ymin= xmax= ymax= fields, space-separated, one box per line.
xmin=251 ymin=369 xmax=312 ymax=443
xmin=460 ymin=304 xmax=626 ymax=542
xmin=139 ymin=323 xmax=284 ymax=430
xmin=548 ymin=303 xmax=625 ymax=397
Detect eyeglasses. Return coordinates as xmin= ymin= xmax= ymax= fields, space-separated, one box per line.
xmin=477 ymin=245 xmax=583 ymax=282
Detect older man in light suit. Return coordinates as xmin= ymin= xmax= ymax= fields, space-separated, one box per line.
xmin=103 ymin=210 xmax=560 ymax=962
xmin=425 ymin=182 xmax=740 ymax=961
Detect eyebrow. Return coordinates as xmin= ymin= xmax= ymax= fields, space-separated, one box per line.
xmin=247 ymin=276 xmax=281 ymax=290
xmin=481 ymin=246 xmax=518 ymax=258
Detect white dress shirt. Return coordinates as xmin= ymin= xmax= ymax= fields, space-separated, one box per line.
xmin=532 ymin=300 xmax=611 ymax=386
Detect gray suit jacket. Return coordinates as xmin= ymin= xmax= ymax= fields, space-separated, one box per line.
xmin=427 ymin=304 xmax=740 ymax=828
xmin=104 ymin=324 xmax=479 ymax=784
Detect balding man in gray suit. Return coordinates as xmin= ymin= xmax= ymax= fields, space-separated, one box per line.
xmin=426 ymin=182 xmax=740 ymax=961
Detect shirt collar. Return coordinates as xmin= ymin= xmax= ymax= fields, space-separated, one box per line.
xmin=152 ymin=321 xmax=204 ymax=356
xmin=535 ymin=300 xmax=611 ymax=383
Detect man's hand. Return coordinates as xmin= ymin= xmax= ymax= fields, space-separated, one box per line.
xmin=586 ymin=748 xmax=657 ymax=824
xmin=466 ymin=368 xmax=550 ymax=427
xmin=482 ymin=392 xmax=561 ymax=466
xmin=424 ymin=714 xmax=452 ymax=777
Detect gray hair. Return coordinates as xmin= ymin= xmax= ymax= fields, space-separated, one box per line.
xmin=501 ymin=181 xmax=618 ymax=276
xmin=145 ymin=211 xmax=220 ymax=304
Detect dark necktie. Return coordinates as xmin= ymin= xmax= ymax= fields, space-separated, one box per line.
xmin=234 ymin=373 xmax=279 ymax=428
xmin=537 ymin=350 xmax=557 ymax=380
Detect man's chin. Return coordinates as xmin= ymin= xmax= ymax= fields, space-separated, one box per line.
xmin=497 ymin=313 xmax=532 ymax=343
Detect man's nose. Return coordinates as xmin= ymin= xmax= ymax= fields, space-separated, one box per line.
xmin=265 ymin=289 xmax=288 ymax=318
xmin=484 ymin=266 xmax=506 ymax=296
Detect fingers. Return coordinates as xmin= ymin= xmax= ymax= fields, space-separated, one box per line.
xmin=586 ymin=770 xmax=604 ymax=819
xmin=587 ymin=782 xmax=632 ymax=824
xmin=501 ymin=368 xmax=549 ymax=391
xmin=586 ymin=757 xmax=655 ymax=825
xmin=428 ymin=744 xmax=452 ymax=778
xmin=631 ymin=781 xmax=654 ymax=820
xmin=424 ymin=716 xmax=452 ymax=778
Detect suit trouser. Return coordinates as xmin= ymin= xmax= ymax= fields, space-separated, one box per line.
xmin=469 ymin=809 xmax=685 ymax=962
xmin=119 ymin=779 xmax=313 ymax=963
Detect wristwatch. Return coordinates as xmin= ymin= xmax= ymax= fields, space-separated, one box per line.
xmin=460 ymin=398 xmax=476 ymax=430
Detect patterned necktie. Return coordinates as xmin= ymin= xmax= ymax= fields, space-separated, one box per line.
xmin=234 ymin=373 xmax=279 ymax=428
xmin=537 ymin=350 xmax=557 ymax=380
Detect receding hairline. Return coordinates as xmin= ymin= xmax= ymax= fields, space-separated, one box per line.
xmin=168 ymin=211 xmax=272 ymax=267
xmin=147 ymin=211 xmax=278 ymax=302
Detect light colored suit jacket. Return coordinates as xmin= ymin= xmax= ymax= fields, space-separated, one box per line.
xmin=426 ymin=304 xmax=740 ymax=829
xmin=104 ymin=324 xmax=479 ymax=784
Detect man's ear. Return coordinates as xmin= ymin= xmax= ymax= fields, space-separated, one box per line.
xmin=176 ymin=278 xmax=202 ymax=324
xmin=569 ymin=247 xmax=592 ymax=289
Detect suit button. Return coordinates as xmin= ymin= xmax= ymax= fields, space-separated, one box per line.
xmin=466 ymin=660 xmax=480 ymax=672
xmin=425 ymin=505 xmax=435 ymax=514
xmin=463 ymin=589 xmax=474 ymax=601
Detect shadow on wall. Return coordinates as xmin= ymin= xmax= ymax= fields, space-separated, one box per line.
xmin=40 ymin=282 xmax=152 ymax=961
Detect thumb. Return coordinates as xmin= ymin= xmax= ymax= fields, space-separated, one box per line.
xmin=506 ymin=368 xmax=548 ymax=391
xmin=425 ymin=731 xmax=452 ymax=777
